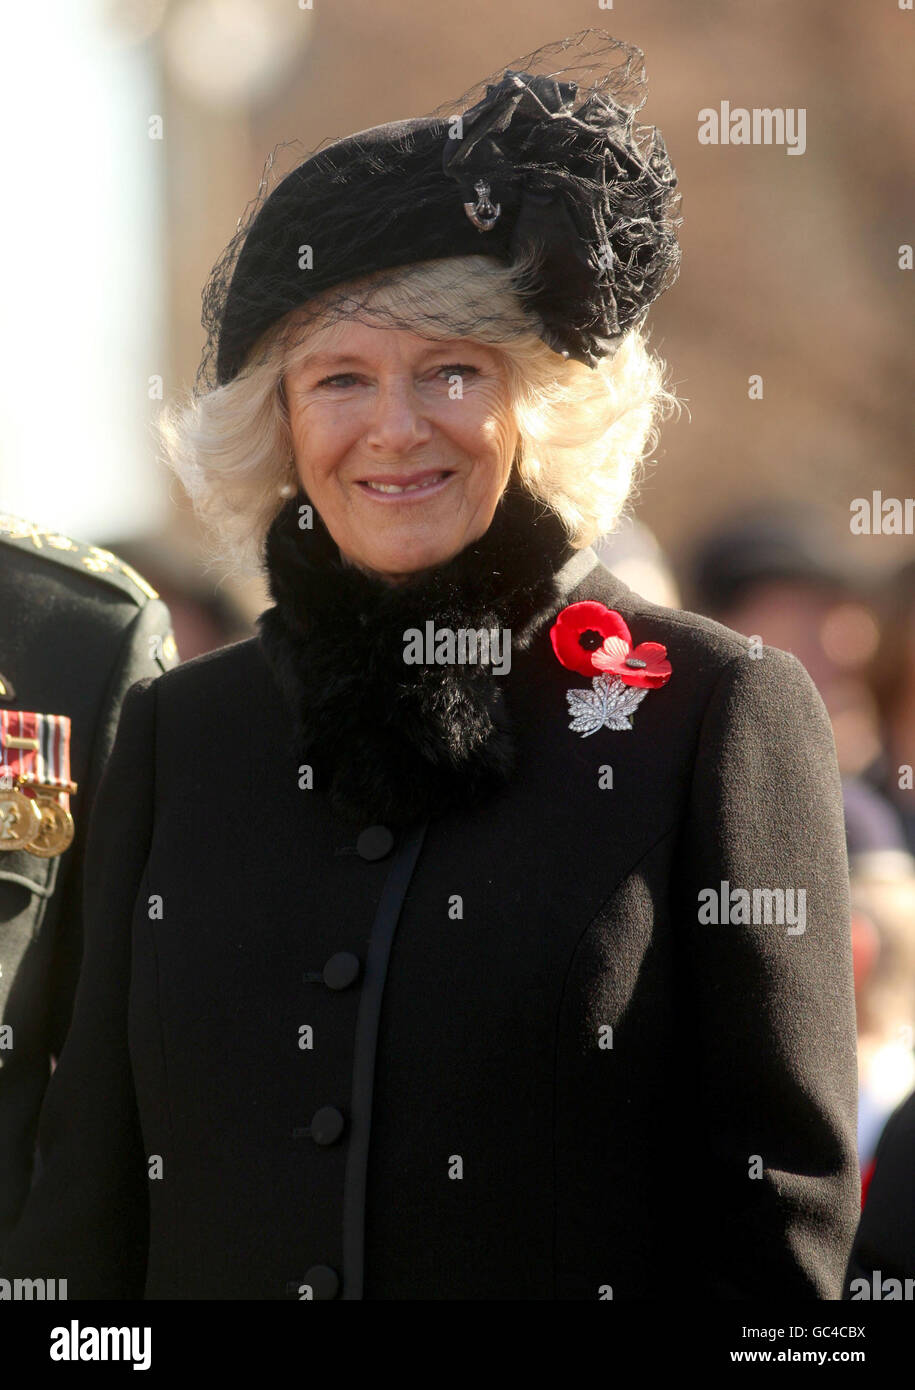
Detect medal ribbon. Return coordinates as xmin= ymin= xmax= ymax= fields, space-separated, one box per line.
xmin=0 ymin=709 xmax=73 ymax=808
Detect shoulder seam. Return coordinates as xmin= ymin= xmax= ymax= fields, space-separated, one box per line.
xmin=0 ymin=525 xmax=159 ymax=608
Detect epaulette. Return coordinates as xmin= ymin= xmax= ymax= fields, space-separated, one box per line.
xmin=0 ymin=513 xmax=161 ymax=609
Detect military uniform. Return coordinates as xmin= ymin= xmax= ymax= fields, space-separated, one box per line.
xmin=0 ymin=515 xmax=178 ymax=1248
xmin=843 ymin=1089 xmax=915 ymax=1297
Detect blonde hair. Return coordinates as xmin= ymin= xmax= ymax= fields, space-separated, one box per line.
xmin=159 ymin=255 xmax=681 ymax=572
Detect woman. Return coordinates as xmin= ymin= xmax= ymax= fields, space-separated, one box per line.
xmin=0 ymin=33 xmax=859 ymax=1299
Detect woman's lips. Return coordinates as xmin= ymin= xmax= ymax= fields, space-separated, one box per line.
xmin=355 ymin=469 xmax=455 ymax=501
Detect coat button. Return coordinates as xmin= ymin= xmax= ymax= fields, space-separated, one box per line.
xmin=303 ymin=1264 xmax=340 ymax=1300
xmin=323 ymin=952 xmax=360 ymax=991
xmin=310 ymin=1106 xmax=345 ymax=1146
xmin=355 ymin=825 xmax=394 ymax=861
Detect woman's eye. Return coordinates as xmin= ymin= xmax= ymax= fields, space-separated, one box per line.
xmin=316 ymin=373 xmax=359 ymax=388
xmin=435 ymin=364 xmax=479 ymax=379
xmin=313 ymin=365 xmax=479 ymax=388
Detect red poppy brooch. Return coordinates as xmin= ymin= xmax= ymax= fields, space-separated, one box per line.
xmin=550 ymin=602 xmax=672 ymax=736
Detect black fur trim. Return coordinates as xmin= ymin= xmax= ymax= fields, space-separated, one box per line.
xmin=257 ymin=480 xmax=574 ymax=829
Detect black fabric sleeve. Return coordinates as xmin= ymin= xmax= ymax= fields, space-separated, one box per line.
xmin=48 ymin=598 xmax=177 ymax=1060
xmin=0 ymin=600 xmax=176 ymax=1253
xmin=672 ymin=645 xmax=860 ymax=1297
xmin=0 ymin=677 xmax=159 ymax=1298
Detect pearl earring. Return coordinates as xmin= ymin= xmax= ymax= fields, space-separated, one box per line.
xmin=279 ymin=457 xmax=296 ymax=499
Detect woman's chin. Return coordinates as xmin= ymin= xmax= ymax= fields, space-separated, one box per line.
xmin=345 ymin=533 xmax=463 ymax=581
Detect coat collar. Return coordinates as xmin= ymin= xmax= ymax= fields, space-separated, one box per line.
xmin=256 ymin=481 xmax=595 ymax=830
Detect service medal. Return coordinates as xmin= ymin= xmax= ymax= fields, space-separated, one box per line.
xmin=0 ymin=785 xmax=42 ymax=850
xmin=0 ymin=708 xmax=77 ymax=858
xmin=26 ymin=794 xmax=75 ymax=858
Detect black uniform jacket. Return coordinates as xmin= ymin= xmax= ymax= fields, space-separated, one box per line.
xmin=0 ymin=518 xmax=177 ymax=1248
xmin=843 ymin=1088 xmax=915 ymax=1297
xmin=0 ymin=549 xmax=860 ymax=1299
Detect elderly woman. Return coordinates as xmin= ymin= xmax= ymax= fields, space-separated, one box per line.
xmin=1 ymin=34 xmax=859 ymax=1299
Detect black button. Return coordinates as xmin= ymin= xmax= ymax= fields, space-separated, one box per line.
xmin=323 ymin=952 xmax=360 ymax=991
xmin=355 ymin=825 xmax=394 ymax=861
xmin=303 ymin=1264 xmax=340 ymax=1300
xmin=310 ymin=1106 xmax=345 ymax=1146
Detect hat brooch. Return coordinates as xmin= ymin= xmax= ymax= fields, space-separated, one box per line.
xmin=464 ymin=180 xmax=501 ymax=231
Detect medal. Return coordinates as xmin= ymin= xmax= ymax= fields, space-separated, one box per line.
xmin=26 ymin=793 xmax=75 ymax=858
xmin=0 ymin=708 xmax=77 ymax=858
xmin=0 ymin=784 xmax=42 ymax=850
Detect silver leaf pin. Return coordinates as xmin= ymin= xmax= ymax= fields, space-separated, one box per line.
xmin=565 ymin=673 xmax=649 ymax=736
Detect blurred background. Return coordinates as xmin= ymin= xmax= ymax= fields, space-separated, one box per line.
xmin=1 ymin=0 xmax=913 ymax=1177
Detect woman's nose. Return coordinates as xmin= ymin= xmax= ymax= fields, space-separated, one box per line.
xmin=364 ymin=376 xmax=432 ymax=452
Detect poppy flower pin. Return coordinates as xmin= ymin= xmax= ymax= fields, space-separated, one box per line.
xmin=550 ymin=601 xmax=672 ymax=736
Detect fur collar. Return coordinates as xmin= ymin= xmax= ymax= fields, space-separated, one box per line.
xmin=257 ymin=479 xmax=576 ymax=830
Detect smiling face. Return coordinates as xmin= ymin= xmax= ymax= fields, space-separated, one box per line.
xmin=282 ymin=319 xmax=519 ymax=582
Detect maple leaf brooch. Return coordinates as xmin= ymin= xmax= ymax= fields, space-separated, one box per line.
xmin=549 ymin=601 xmax=673 ymax=737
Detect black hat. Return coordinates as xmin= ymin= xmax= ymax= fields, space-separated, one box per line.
xmin=199 ymin=31 xmax=681 ymax=391
xmin=688 ymin=508 xmax=857 ymax=615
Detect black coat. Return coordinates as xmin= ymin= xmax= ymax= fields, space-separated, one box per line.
xmin=0 ymin=519 xmax=177 ymax=1248
xmin=0 ymin=537 xmax=860 ymax=1300
xmin=843 ymin=1088 xmax=915 ymax=1297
